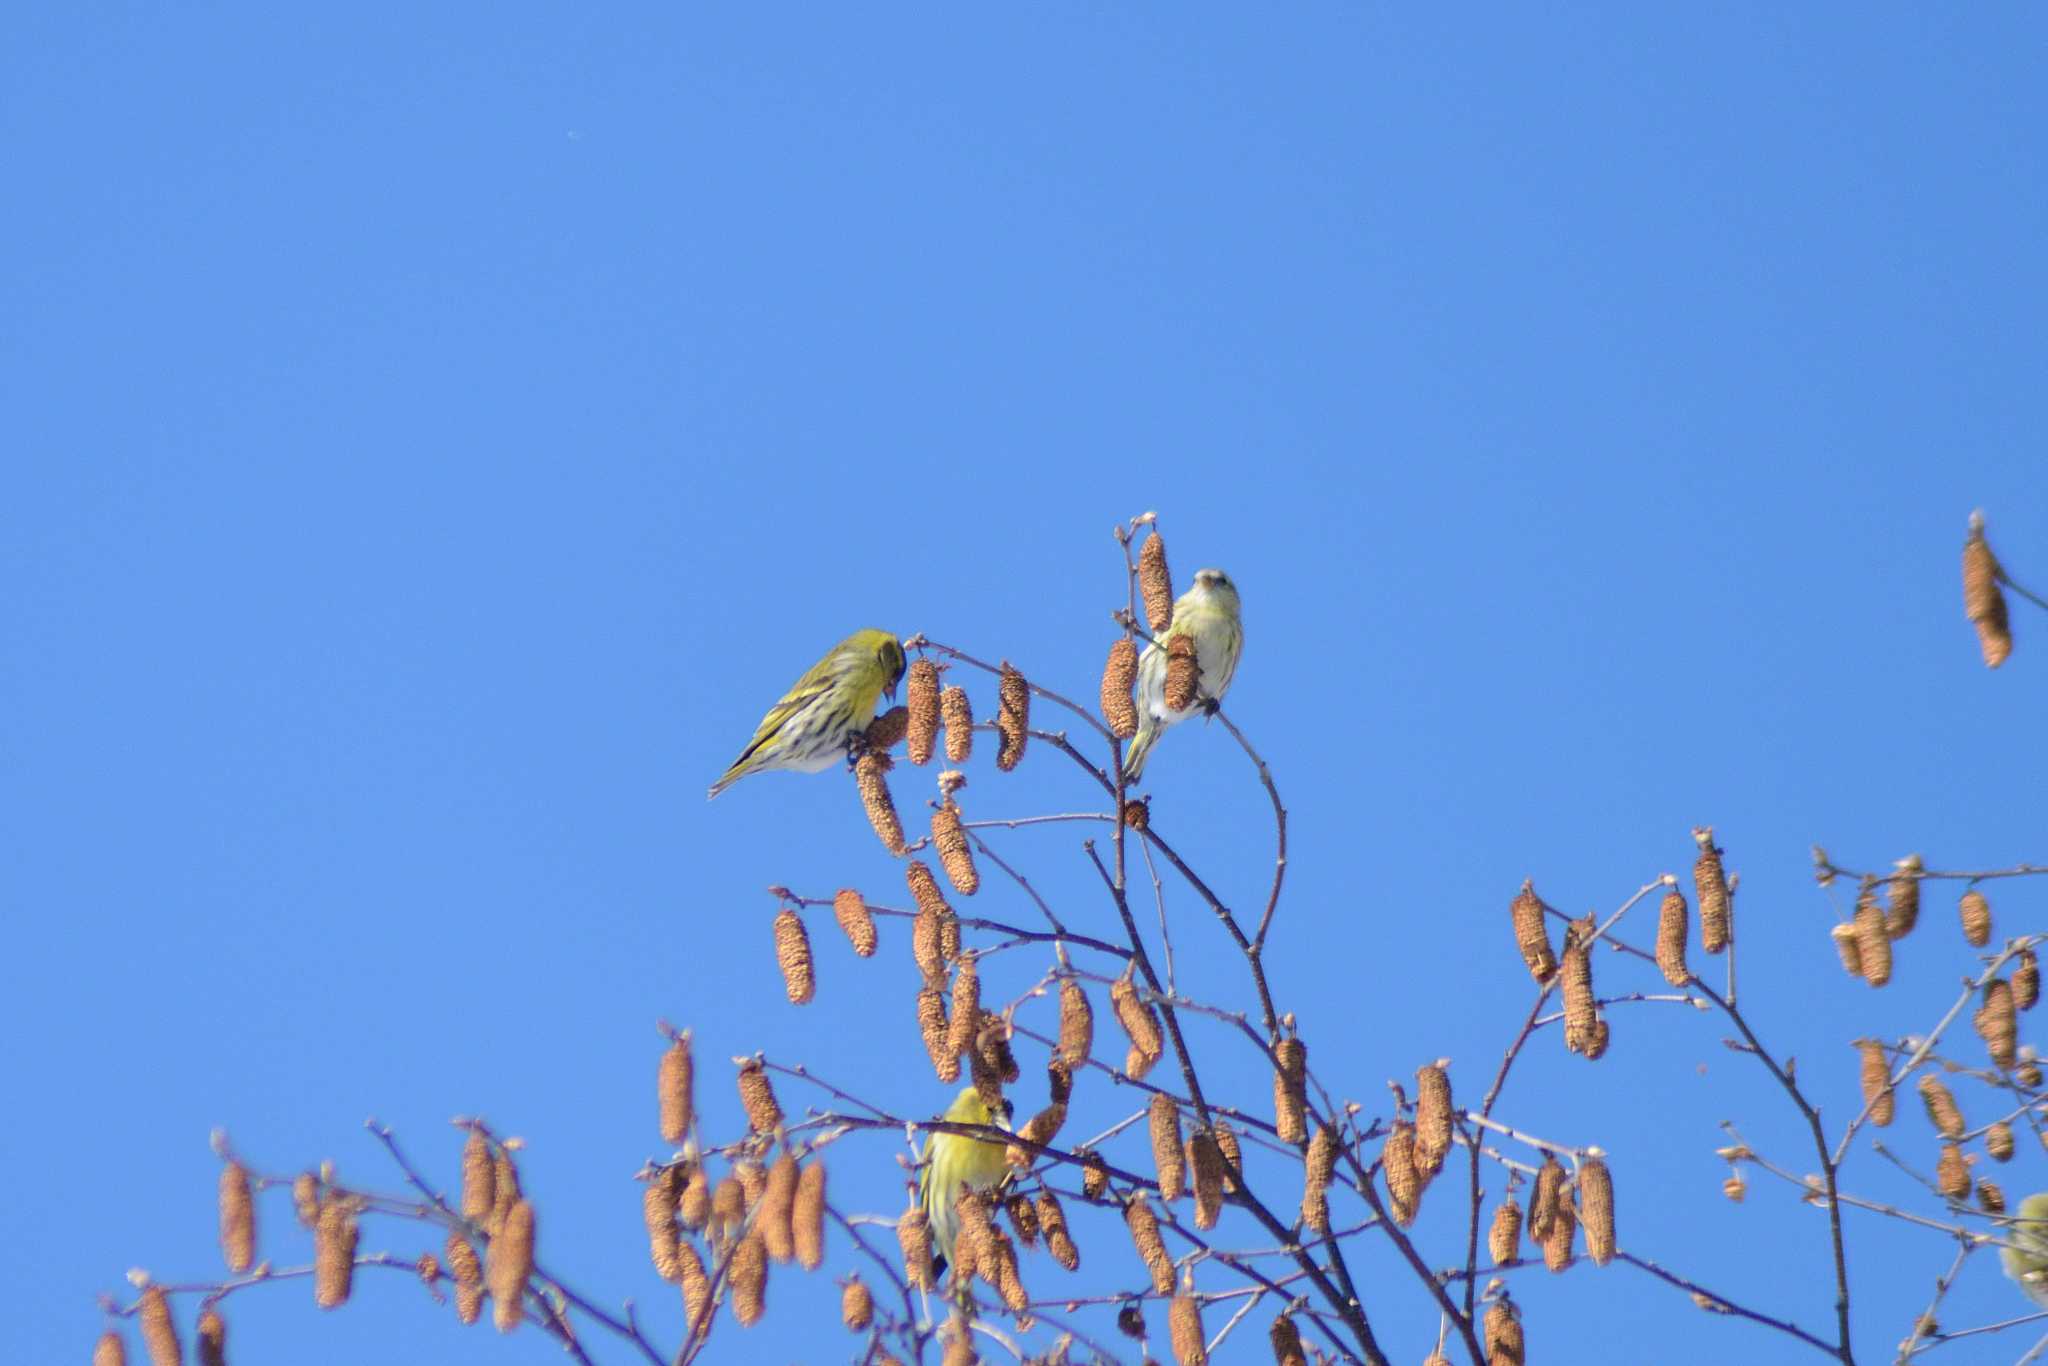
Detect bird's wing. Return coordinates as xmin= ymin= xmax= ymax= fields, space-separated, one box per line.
xmin=717 ymin=661 xmax=842 ymax=776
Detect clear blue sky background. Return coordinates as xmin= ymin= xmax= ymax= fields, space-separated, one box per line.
xmin=8 ymin=6 xmax=2047 ymax=1364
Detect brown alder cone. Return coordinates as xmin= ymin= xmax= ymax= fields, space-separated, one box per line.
xmin=1960 ymin=889 xmax=1994 ymax=947
xmin=970 ymin=1013 xmax=1015 ymax=1110
xmin=659 ymin=1037 xmax=695 ymax=1145
xmin=487 ymin=1199 xmax=536 ymax=1331
xmin=138 ymin=1287 xmax=179 ymax=1366
xmin=1856 ymin=1039 xmax=1895 ymax=1125
xmin=832 ymin=888 xmax=878 ymax=956
xmin=1004 ymin=1189 xmax=1041 ymax=1247
xmin=1189 ymin=1129 xmax=1226 ymax=1231
xmin=729 ymin=1232 xmax=767 ymax=1327
xmin=677 ymin=1239 xmax=710 ymax=1330
xmin=447 ymin=1233 xmax=485 ymax=1325
xmin=1122 ymin=796 xmax=1152 ymax=829
xmin=1510 ymin=880 xmax=1557 ymax=983
xmin=1164 ymin=633 xmax=1200 ymax=712
xmin=1059 ymin=978 xmax=1094 ymax=1068
xmin=941 ymin=1317 xmax=976 ymax=1366
xmin=1723 ymin=1173 xmax=1747 ymax=1203
xmin=644 ymin=1168 xmax=684 ymax=1280
xmin=773 ymin=907 xmax=815 ymax=1005
xmin=2018 ymin=948 xmax=2042 ymax=1011
xmin=918 ymin=985 xmax=958 ymax=1082
xmin=855 ymin=751 xmax=907 ymax=855
xmin=932 ymin=801 xmax=979 ymax=895
xmin=1980 ymin=977 xmax=2019 ymax=1068
xmin=1528 ymin=1156 xmax=1566 ymax=1241
xmin=94 ymin=1333 xmax=127 ymax=1366
xmin=1560 ymin=916 xmax=1602 ymax=1057
xmin=1270 ymin=1313 xmax=1307 ymax=1366
xmin=1169 ymin=1288 xmax=1207 ymax=1366
xmin=907 ymin=855 xmax=952 ymax=918
xmin=1214 ymin=1123 xmax=1243 ymax=1193
xmin=1541 ymin=1187 xmax=1577 ymax=1271
xmin=906 ymin=659 xmax=940 ymax=765
xmin=1887 ymin=855 xmax=1924 ymax=939
xmin=1484 ymin=1300 xmax=1526 ymax=1366
xmin=1082 ymin=1150 xmax=1110 ymax=1200
xmin=678 ymin=1164 xmax=710 ymax=1230
xmin=1300 ymin=1124 xmax=1335 ymax=1234
xmin=1980 ymin=1179 xmax=2008 ymax=1215
xmin=195 ymin=1310 xmax=225 ymax=1366
xmin=1989 ymin=1122 xmax=2017 ymax=1161
xmin=1853 ymin=881 xmax=1892 ymax=988
xmin=1964 ymin=512 xmax=2012 ymax=668
xmin=1579 ymin=1153 xmax=1616 ymax=1266
xmin=1383 ymin=1121 xmax=1422 ymax=1226
xmin=461 ymin=1128 xmax=495 ymax=1224
xmin=1936 ymin=1142 xmax=1971 ymax=1201
xmin=1489 ymin=1196 xmax=1524 ymax=1264
xmin=1039 ymin=1188 xmax=1080 ymax=1270
xmin=1101 ymin=638 xmax=1139 ymax=738
xmin=1125 ymin=1194 xmax=1175 ymax=1293
xmin=219 ymin=1161 xmax=255 ymax=1273
xmin=314 ymin=1198 xmax=359 ymax=1309
xmin=1141 ymin=532 xmax=1175 ymax=631
xmin=841 ymin=1275 xmax=874 ymax=1331
xmin=2022 ymin=1057 xmax=2044 ymax=1088
xmin=954 ymin=1189 xmax=996 ymax=1288
xmin=711 ymin=1176 xmax=746 ymax=1244
xmin=1656 ymin=887 xmax=1691 ymax=986
xmin=898 ymin=1200 xmax=935 ymax=1290
xmin=986 ymin=1226 xmax=1029 ymax=1311
xmin=1151 ymin=1094 xmax=1187 ymax=1201
xmin=292 ymin=1171 xmax=320 ymax=1229
xmin=738 ymin=1059 xmax=783 ymax=1135
xmin=1829 ymin=923 xmax=1864 ymax=978
xmin=945 ymin=953 xmax=982 ymax=1064
xmin=995 ymin=664 xmax=1030 ymax=771
xmin=490 ymin=1147 xmax=522 ymax=1236
xmin=794 ymin=1160 xmax=827 ymax=1270
xmin=1693 ymin=827 xmax=1731 ymax=954
xmin=1273 ymin=1035 xmax=1309 ymax=1145
xmin=1007 ymin=1100 xmax=1066 ymax=1167
xmin=1919 ymin=1074 xmax=1966 ymax=1138
xmin=1415 ymin=1063 xmax=1453 ymax=1176
xmin=758 ymin=1153 xmax=798 ymax=1263
xmin=941 ymin=685 xmax=973 ymax=762
xmin=417 ymin=1251 xmax=441 ymax=1289
xmin=1112 ymin=970 xmax=1165 ymax=1079
xmin=866 ymin=704 xmax=910 ymax=752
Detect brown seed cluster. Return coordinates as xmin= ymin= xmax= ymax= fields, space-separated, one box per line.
xmin=659 ymin=1036 xmax=695 ymax=1145
xmin=94 ymin=1333 xmax=126 ymax=1366
xmin=1978 ymin=977 xmax=2019 ymax=1068
xmin=293 ymin=1172 xmax=320 ymax=1228
xmin=462 ymin=1128 xmax=496 ymax=1223
xmin=738 ymin=1059 xmax=784 ymax=1135
xmin=139 ymin=1287 xmax=178 ymax=1366
xmin=773 ymin=907 xmax=815 ymax=1005
xmin=1190 ymin=1129 xmax=1226 ymax=1231
xmin=1150 ymin=1094 xmax=1187 ymax=1201
xmin=315 ymin=1197 xmax=359 ymax=1310
xmin=1270 ymin=1313 xmax=1307 ymax=1366
xmin=1528 ymin=1156 xmax=1566 ymax=1244
xmin=1214 ymin=1124 xmax=1242 ymax=1194
xmin=1887 ymin=855 xmax=1923 ymax=939
xmin=1082 ymin=1151 xmax=1110 ymax=1200
xmin=1510 ymin=881 xmax=1557 ymax=983
xmin=932 ymin=800 xmax=979 ymax=895
xmin=1113 ymin=970 xmax=1165 ymax=1079
xmin=1960 ymin=889 xmax=1993 ymax=947
xmin=195 ymin=1309 xmax=225 ymax=1366
xmin=1541 ymin=1180 xmax=1577 ymax=1271
xmin=855 ymin=752 xmax=907 ymax=855
xmin=1694 ymin=827 xmax=1731 ymax=953
xmin=945 ymin=953 xmax=982 ymax=1069
xmin=995 ymin=664 xmax=1030 ymax=771
xmin=1579 ymin=1153 xmax=1616 ymax=1266
xmin=644 ymin=1166 xmax=684 ymax=1280
xmin=906 ymin=659 xmax=940 ymax=765
xmin=1936 ymin=1142 xmax=1970 ymax=1201
xmin=1383 ymin=1121 xmax=1422 ymax=1226
xmin=1273 ymin=1035 xmax=1309 ymax=1145
xmin=1853 ymin=879 xmax=1892 ymax=988
xmin=1989 ymin=1121 xmax=2017 ymax=1162
xmin=918 ymin=985 xmax=956 ymax=1082
xmin=1856 ymin=1039 xmax=1895 ymax=1125
xmin=2017 ymin=948 xmax=2041 ymax=1011
xmin=1169 ymin=1287 xmax=1206 ymax=1366
xmin=1485 ymin=1300 xmax=1526 ymax=1366
xmin=1301 ymin=1124 xmax=1335 ymax=1234
xmin=1656 ymin=887 xmax=1691 ymax=986
xmin=1415 ymin=1063 xmax=1453 ymax=1176
xmin=1980 ymin=1179 xmax=2008 ymax=1215
xmin=940 ymin=685 xmax=973 ymax=762
xmin=898 ymin=1201 xmax=934 ymax=1290
xmin=1489 ymin=1196 xmax=1524 ymax=1264
xmin=1040 ymin=1188 xmax=1080 ymax=1270
xmin=729 ymin=1232 xmax=767 ymax=1327
xmin=865 ymin=704 xmax=910 ymax=752
xmin=1101 ymin=638 xmax=1139 ymax=738
xmin=759 ymin=1153 xmax=797 ymax=1263
xmin=1918 ymin=1074 xmax=1965 ymax=1138
xmin=219 ymin=1160 xmax=255 ymax=1273
xmin=833 ymin=888 xmax=877 ymax=956
xmin=487 ymin=1199 xmax=536 ymax=1331
xmin=1830 ymin=923 xmax=1864 ymax=978
xmin=1059 ymin=978 xmax=1094 ymax=1069
xmin=1125 ymin=1194 xmax=1175 ymax=1293
xmin=1964 ymin=512 xmax=2013 ymax=668
xmin=1164 ymin=634 xmax=1200 ymax=713
xmin=1561 ymin=916 xmax=1608 ymax=1059
xmin=448 ymin=1232 xmax=485 ymax=1324
xmin=1141 ymin=533 xmax=1175 ymax=633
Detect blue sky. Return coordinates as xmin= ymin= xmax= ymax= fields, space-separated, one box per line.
xmin=7 ymin=5 xmax=2047 ymax=1363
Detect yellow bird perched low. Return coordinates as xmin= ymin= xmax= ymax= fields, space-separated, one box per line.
xmin=919 ymin=1086 xmax=1013 ymax=1278
xmin=2005 ymin=1193 xmax=2048 ymax=1307
xmin=708 ymin=629 xmax=907 ymax=799
xmin=1123 ymin=568 xmax=1244 ymax=782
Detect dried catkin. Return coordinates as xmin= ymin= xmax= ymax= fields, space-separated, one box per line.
xmin=645 ymin=1169 xmax=684 ymax=1280
xmin=678 ymin=1164 xmax=710 ymax=1230
xmin=1415 ymin=1064 xmax=1453 ymax=1176
xmin=1981 ymin=977 xmax=2019 ymax=1068
xmin=94 ymin=1333 xmax=127 ymax=1366
xmin=1101 ymin=639 xmax=1139 ymax=738
xmin=1853 ymin=880 xmax=1892 ymax=988
xmin=1151 ymin=1094 xmax=1187 ymax=1201
xmin=292 ymin=1172 xmax=320 ymax=1229
xmin=1125 ymin=1194 xmax=1175 ymax=1293
xmin=1301 ymin=1124 xmax=1335 ymax=1233
xmin=490 ymin=1148 xmax=522 ymax=1236
xmin=941 ymin=685 xmax=973 ymax=762
xmin=1723 ymin=1172 xmax=1747 ymax=1203
xmin=314 ymin=1198 xmax=358 ymax=1309
xmin=1981 ymin=1179 xmax=2008 ymax=1215
xmin=1541 ymin=1186 xmax=1577 ymax=1270
xmin=1215 ymin=1123 xmax=1243 ymax=1193
xmin=2018 ymin=948 xmax=2042 ymax=1011
xmin=738 ymin=1060 xmax=783 ymax=1135
xmin=1164 ymin=634 xmax=1200 ymax=713
xmin=1936 ymin=1143 xmax=1971 ymax=1201
xmin=1561 ymin=917 xmax=1603 ymax=1058
xmin=1039 ymin=1189 xmax=1079 ymax=1270
xmin=659 ymin=1037 xmax=695 ymax=1146
xmin=488 ymin=1199 xmax=536 ymax=1331
xmin=1960 ymin=889 xmax=1993 ymax=947
xmin=676 ymin=1239 xmax=710 ymax=1329
xmin=218 ymin=1161 xmax=255 ymax=1273
xmin=995 ymin=664 xmax=1030 ymax=771
xmin=773 ymin=907 xmax=815 ymax=1005
xmin=1273 ymin=1036 xmax=1309 ymax=1145
xmin=932 ymin=802 xmax=979 ymax=895
xmin=840 ymin=1275 xmax=874 ymax=1331
xmin=1141 ymin=533 xmax=1175 ymax=632
xmin=794 ymin=1160 xmax=827 ymax=1270
xmin=1484 ymin=1300 xmax=1526 ymax=1366
xmin=1528 ymin=1156 xmax=1565 ymax=1240
xmin=918 ymin=985 xmax=957 ymax=1082
xmin=711 ymin=1176 xmax=746 ymax=1244
xmin=1856 ymin=1040 xmax=1896 ymax=1125
xmin=1184 ymin=1129 xmax=1224 ymax=1231
xmin=1887 ymin=855 xmax=1924 ymax=939
xmin=907 ymin=659 xmax=940 ymax=765
xmin=1112 ymin=970 xmax=1165 ymax=1079
xmin=1694 ymin=827 xmax=1731 ymax=953
xmin=755 ymin=1153 xmax=797 ymax=1263
xmin=855 ymin=752 xmax=907 ymax=855
xmin=866 ymin=704 xmax=909 ymax=751
xmin=1964 ymin=512 xmax=2013 ymax=668
xmin=1383 ymin=1121 xmax=1422 ymax=1226
xmin=1270 ymin=1313 xmax=1307 ymax=1366
xmin=729 ymin=1232 xmax=767 ymax=1327
xmin=461 ymin=1128 xmax=495 ymax=1224
xmin=1656 ymin=887 xmax=1691 ymax=986
xmin=1830 ymin=924 xmax=1865 ymax=978
xmin=447 ymin=1233 xmax=484 ymax=1325
xmin=945 ymin=953 xmax=982 ymax=1066
xmin=832 ymin=888 xmax=877 ymax=956
xmin=195 ymin=1310 xmax=225 ymax=1366
xmin=1579 ymin=1153 xmax=1615 ymax=1266
xmin=987 ymin=1225 xmax=1029 ymax=1311
xmin=1169 ymin=1288 xmax=1206 ymax=1365
xmin=1919 ymin=1074 xmax=1966 ymax=1138
xmin=1489 ymin=1196 xmax=1524 ymax=1264
xmin=898 ymin=1201 xmax=935 ymax=1290
xmin=1059 ymin=978 xmax=1094 ymax=1068
xmin=1510 ymin=881 xmax=1557 ymax=983
xmin=1989 ymin=1122 xmax=2017 ymax=1161
xmin=1002 ymin=1189 xmax=1040 ymax=1248
xmin=139 ymin=1287 xmax=179 ymax=1366
xmin=1009 ymin=1099 xmax=1066 ymax=1168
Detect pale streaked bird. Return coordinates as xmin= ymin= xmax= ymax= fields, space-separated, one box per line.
xmin=1123 ymin=567 xmax=1244 ymax=782
xmin=2005 ymin=1192 xmax=2048 ymax=1307
xmin=708 ymin=628 xmax=907 ymax=799
xmin=918 ymin=1085 xmax=1013 ymax=1279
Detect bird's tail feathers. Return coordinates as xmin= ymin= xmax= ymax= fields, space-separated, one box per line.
xmin=1122 ymin=724 xmax=1158 ymax=782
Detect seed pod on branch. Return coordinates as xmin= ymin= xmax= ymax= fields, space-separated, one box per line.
xmin=941 ymin=686 xmax=973 ymax=762
xmin=487 ymin=1199 xmax=536 ymax=1331
xmin=945 ymin=953 xmax=982 ymax=1065
xmin=314 ymin=1197 xmax=359 ymax=1310
xmin=2018 ymin=948 xmax=2041 ymax=1011
xmin=1528 ymin=1156 xmax=1566 ymax=1240
xmin=490 ymin=1147 xmax=522 ymax=1236
xmin=1981 ymin=1179 xmax=2008 ymax=1215
xmin=1489 ymin=1196 xmax=1524 ymax=1264
xmin=139 ymin=1287 xmax=178 ymax=1366
xmin=1855 ymin=1039 xmax=1895 ymax=1126
xmin=1037 ymin=1188 xmax=1079 ymax=1270
xmin=644 ymin=1167 xmax=684 ymax=1281
xmin=1655 ymin=887 xmax=1691 ymax=986
xmin=1960 ymin=889 xmax=1993 ymax=947
xmin=1541 ymin=1187 xmax=1576 ymax=1271
xmin=1694 ymin=827 xmax=1731 ymax=953
xmin=1964 ymin=511 xmax=2013 ymax=668
xmin=1829 ymin=923 xmax=1864 ymax=978
xmin=1008 ymin=1098 xmax=1067 ymax=1168
xmin=1164 ymin=634 xmax=1200 ymax=713
xmin=218 ymin=1161 xmax=255 ymax=1273
xmin=1510 ymin=881 xmax=1557 ymax=983
xmin=855 ymin=752 xmax=907 ymax=855
xmin=461 ymin=1128 xmax=496 ymax=1223
xmin=1100 ymin=638 xmax=1139 ymax=738
xmin=1125 ymin=1193 xmax=1175 ymax=1294
xmin=1485 ymin=1299 xmax=1526 ymax=1366
xmin=932 ymin=801 xmax=979 ymax=895
xmin=794 ymin=1160 xmax=827 ymax=1270
xmin=1936 ymin=1142 xmax=1971 ymax=1201
xmin=675 ymin=1239 xmax=710 ymax=1330
xmin=1919 ymin=1074 xmax=1965 ymax=1139
xmin=1270 ymin=1313 xmax=1307 ymax=1366
xmin=1853 ymin=880 xmax=1891 ymax=988
xmin=839 ymin=1275 xmax=874 ymax=1331
xmin=1169 ymin=1283 xmax=1206 ymax=1366
xmin=1081 ymin=1150 xmax=1110 ymax=1200
xmin=1301 ymin=1124 xmax=1335 ymax=1234
xmin=1215 ymin=1123 xmax=1243 ymax=1194
xmin=866 ymin=704 xmax=910 ymax=752
xmin=1151 ymin=1094 xmax=1187 ymax=1201
xmin=1112 ymin=969 xmax=1164 ymax=1080
xmin=729 ymin=1232 xmax=767 ymax=1327
xmin=772 ymin=907 xmax=815 ymax=1005
xmin=738 ymin=1059 xmax=783 ymax=1135
xmin=1887 ymin=855 xmax=1923 ymax=939
xmin=1383 ymin=1121 xmax=1422 ymax=1226
xmin=995 ymin=665 xmax=1030 ymax=771
xmin=679 ymin=1164 xmax=710 ymax=1230
xmin=759 ymin=1153 xmax=798 ymax=1263
xmin=711 ymin=1175 xmax=746 ymax=1245
xmin=832 ymin=889 xmax=877 ymax=957
xmin=94 ymin=1334 xmax=127 ymax=1366
xmin=292 ymin=1172 xmax=320 ymax=1229
xmin=659 ymin=1036 xmax=695 ymax=1145
xmin=447 ymin=1233 xmax=484 ymax=1325
xmin=1579 ymin=1152 xmax=1615 ymax=1266
xmin=1561 ymin=916 xmax=1603 ymax=1058
xmin=898 ymin=1200 xmax=934 ymax=1291
xmin=1989 ymin=1122 xmax=2017 ymax=1162
xmin=1980 ymin=977 xmax=2019 ymax=1068
xmin=1722 ymin=1173 xmax=1746 ymax=1203
xmin=1273 ymin=1035 xmax=1309 ymax=1145
xmin=1059 ymin=978 xmax=1094 ymax=1069
xmin=1003 ymin=1189 xmax=1040 ymax=1248
xmin=1415 ymin=1063 xmax=1453 ymax=1176
xmin=906 ymin=659 xmax=940 ymax=765
xmin=1141 ymin=532 xmax=1175 ymax=632
xmin=195 ymin=1310 xmax=224 ymax=1366
xmin=1189 ymin=1129 xmax=1226 ymax=1231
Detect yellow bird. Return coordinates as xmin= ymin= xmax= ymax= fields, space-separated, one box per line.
xmin=1123 ymin=568 xmax=1244 ymax=781
xmin=708 ymin=629 xmax=906 ymax=799
xmin=2005 ymin=1192 xmax=2048 ymax=1307
xmin=919 ymin=1086 xmax=1013 ymax=1277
